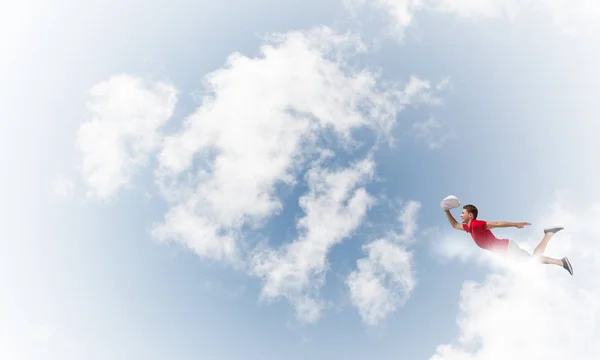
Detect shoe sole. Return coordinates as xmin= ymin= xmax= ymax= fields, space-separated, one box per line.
xmin=562 ymin=257 xmax=573 ymax=275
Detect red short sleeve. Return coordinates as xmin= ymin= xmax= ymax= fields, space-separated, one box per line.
xmin=462 ymin=223 xmax=469 ymax=232
xmin=472 ymin=220 xmax=487 ymax=232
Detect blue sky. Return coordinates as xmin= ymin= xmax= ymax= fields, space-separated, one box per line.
xmin=3 ymin=1 xmax=600 ymax=359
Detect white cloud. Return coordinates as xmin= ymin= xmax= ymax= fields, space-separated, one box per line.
xmin=398 ymin=200 xmax=420 ymax=237
xmin=403 ymin=76 xmax=447 ymax=107
xmin=389 ymin=199 xmax=422 ymax=243
xmin=430 ymin=191 xmax=600 ymax=359
xmin=346 ymin=200 xmax=420 ymax=326
xmin=251 ymin=157 xmax=375 ymax=324
xmin=77 ymin=74 xmax=178 ymax=200
xmin=151 ymin=27 xmax=440 ymax=264
xmin=347 ymin=239 xmax=416 ymax=325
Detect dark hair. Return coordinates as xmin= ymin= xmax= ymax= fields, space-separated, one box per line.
xmin=463 ymin=204 xmax=478 ymax=219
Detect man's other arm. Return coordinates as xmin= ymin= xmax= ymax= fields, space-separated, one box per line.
xmin=486 ymin=221 xmax=531 ymax=229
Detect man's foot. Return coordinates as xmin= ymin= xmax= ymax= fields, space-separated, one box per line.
xmin=562 ymin=257 xmax=573 ymax=275
xmin=544 ymin=226 xmax=564 ymax=235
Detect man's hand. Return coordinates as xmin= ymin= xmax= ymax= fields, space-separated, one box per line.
xmin=516 ymin=222 xmax=532 ymax=229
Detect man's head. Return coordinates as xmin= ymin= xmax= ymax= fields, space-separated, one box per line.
xmin=461 ymin=204 xmax=478 ymax=223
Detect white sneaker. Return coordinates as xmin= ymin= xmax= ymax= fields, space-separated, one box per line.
xmin=544 ymin=226 xmax=564 ymax=235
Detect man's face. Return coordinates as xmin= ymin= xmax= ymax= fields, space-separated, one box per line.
xmin=460 ymin=209 xmax=472 ymax=224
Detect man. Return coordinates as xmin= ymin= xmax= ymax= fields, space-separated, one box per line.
xmin=444 ymin=204 xmax=573 ymax=275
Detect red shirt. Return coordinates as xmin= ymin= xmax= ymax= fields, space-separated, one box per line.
xmin=462 ymin=219 xmax=509 ymax=253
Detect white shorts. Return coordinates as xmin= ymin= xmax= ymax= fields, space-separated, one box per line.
xmin=505 ymin=240 xmax=531 ymax=260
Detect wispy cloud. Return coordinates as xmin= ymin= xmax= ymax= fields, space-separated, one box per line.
xmin=412 ymin=117 xmax=455 ymax=150
xmin=251 ymin=157 xmax=375 ymax=323
xmin=77 ymin=74 xmax=177 ymax=200
xmin=346 ymin=0 xmax=425 ymax=40
xmin=394 ymin=200 xmax=422 ymax=243
xmin=346 ymin=200 xmax=420 ymax=325
xmin=431 ymin=191 xmax=600 ymax=359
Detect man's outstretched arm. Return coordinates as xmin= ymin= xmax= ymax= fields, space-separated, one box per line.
xmin=444 ymin=210 xmax=463 ymax=230
xmin=487 ymin=221 xmax=531 ymax=229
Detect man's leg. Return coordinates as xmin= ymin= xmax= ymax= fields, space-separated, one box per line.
xmin=531 ymin=227 xmax=573 ymax=275
xmin=538 ymin=255 xmax=573 ymax=275
xmin=532 ymin=227 xmax=564 ymax=256
xmin=539 ymin=256 xmax=562 ymax=266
